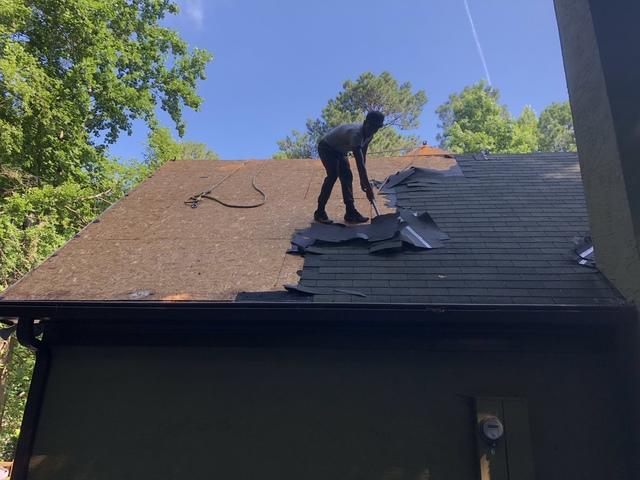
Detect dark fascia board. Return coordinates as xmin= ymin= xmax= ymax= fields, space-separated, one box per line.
xmin=0 ymin=300 xmax=635 ymax=329
xmin=1 ymin=300 xmax=635 ymax=351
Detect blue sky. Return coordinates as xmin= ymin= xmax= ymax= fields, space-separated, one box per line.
xmin=109 ymin=0 xmax=569 ymax=161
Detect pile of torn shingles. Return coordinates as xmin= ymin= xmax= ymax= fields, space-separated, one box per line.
xmin=289 ymin=210 xmax=448 ymax=255
xmin=284 ymin=165 xmax=463 ymax=296
xmin=374 ymin=164 xmax=465 ymax=208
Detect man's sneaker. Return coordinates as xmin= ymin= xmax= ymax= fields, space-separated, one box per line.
xmin=314 ymin=209 xmax=333 ymax=224
xmin=344 ymin=209 xmax=369 ymax=224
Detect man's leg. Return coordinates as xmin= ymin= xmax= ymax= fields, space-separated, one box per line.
xmin=337 ymin=156 xmax=368 ymax=223
xmin=336 ymin=155 xmax=355 ymax=210
xmin=316 ymin=143 xmax=339 ymax=221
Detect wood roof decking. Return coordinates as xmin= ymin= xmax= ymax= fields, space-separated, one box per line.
xmin=0 ymin=155 xmax=454 ymax=301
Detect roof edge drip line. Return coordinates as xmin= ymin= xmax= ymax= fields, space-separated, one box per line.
xmin=0 ymin=300 xmax=635 ymax=320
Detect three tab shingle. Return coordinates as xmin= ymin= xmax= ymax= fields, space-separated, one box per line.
xmin=299 ymin=153 xmax=624 ymax=305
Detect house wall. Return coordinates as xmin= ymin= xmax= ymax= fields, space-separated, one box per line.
xmin=554 ymin=0 xmax=640 ymax=470
xmin=554 ymin=0 xmax=640 ymax=305
xmin=25 ymin=344 xmax=632 ymax=480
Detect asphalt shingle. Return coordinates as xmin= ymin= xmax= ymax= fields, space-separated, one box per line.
xmin=298 ymin=153 xmax=625 ymax=305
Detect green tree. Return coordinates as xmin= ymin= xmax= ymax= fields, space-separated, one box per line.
xmin=0 ymin=0 xmax=212 ymax=185
xmin=276 ymin=72 xmax=427 ymax=158
xmin=436 ymin=81 xmax=514 ymax=153
xmin=273 ymin=130 xmax=314 ymax=159
xmin=0 ymin=341 xmax=35 ymax=460
xmin=538 ymin=101 xmax=577 ymax=152
xmin=178 ymin=142 xmax=219 ymax=161
xmin=144 ymin=126 xmax=218 ymax=168
xmin=511 ymin=105 xmax=539 ymax=153
xmin=437 ymin=82 xmax=577 ymax=154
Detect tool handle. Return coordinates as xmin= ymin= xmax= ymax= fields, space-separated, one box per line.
xmin=371 ymin=200 xmax=380 ymax=217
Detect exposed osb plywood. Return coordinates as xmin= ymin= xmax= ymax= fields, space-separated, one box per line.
xmin=1 ymin=155 xmax=456 ymax=301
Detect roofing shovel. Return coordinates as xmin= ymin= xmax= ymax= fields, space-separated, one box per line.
xmin=366 ymin=184 xmax=380 ymax=217
xmin=370 ymin=197 xmax=380 ymax=217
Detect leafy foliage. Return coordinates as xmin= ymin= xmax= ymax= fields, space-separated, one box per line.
xmin=276 ymin=72 xmax=427 ymax=158
xmin=436 ymin=81 xmax=515 ymax=153
xmin=0 ymin=0 xmax=212 ymax=185
xmin=144 ymin=126 xmax=218 ymax=169
xmin=177 ymin=142 xmax=219 ymax=161
xmin=0 ymin=341 xmax=34 ymax=460
xmin=511 ymin=106 xmax=539 ymax=153
xmin=436 ymin=81 xmax=575 ymax=154
xmin=273 ymin=129 xmax=314 ymax=159
xmin=538 ymin=101 xmax=577 ymax=152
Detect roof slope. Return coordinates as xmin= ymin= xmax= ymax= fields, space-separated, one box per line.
xmin=298 ymin=153 xmax=624 ymax=305
xmin=0 ymin=155 xmax=454 ymax=301
xmin=0 ymin=153 xmax=623 ymax=305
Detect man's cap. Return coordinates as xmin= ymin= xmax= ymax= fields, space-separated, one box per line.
xmin=365 ymin=111 xmax=385 ymax=128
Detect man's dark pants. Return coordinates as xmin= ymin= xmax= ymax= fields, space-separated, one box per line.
xmin=317 ymin=140 xmax=355 ymax=212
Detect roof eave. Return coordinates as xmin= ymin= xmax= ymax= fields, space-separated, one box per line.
xmin=0 ymin=299 xmax=634 ymax=327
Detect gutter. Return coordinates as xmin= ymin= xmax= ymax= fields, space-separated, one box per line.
xmin=0 ymin=298 xmax=634 ymax=317
xmin=0 ymin=300 xmax=635 ymax=340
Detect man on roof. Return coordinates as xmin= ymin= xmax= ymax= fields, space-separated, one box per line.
xmin=314 ymin=111 xmax=385 ymax=224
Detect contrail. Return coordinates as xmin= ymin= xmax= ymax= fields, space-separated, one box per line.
xmin=463 ymin=0 xmax=492 ymax=85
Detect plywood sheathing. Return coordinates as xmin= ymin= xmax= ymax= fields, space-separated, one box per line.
xmin=1 ymin=155 xmax=456 ymax=301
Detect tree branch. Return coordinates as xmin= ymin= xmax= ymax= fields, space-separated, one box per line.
xmin=79 ymin=188 xmax=113 ymax=202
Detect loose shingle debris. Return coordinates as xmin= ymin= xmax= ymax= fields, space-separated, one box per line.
xmin=368 ymin=239 xmax=403 ymax=254
xmin=375 ymin=164 xmax=465 ymax=208
xmin=574 ymin=236 xmax=596 ymax=268
xmin=128 ymin=289 xmax=155 ymax=299
xmin=287 ymin=164 xmax=458 ymax=258
xmin=284 ymin=164 xmax=455 ymax=296
xmin=380 ymin=165 xmax=464 ymax=190
xmin=235 ymin=291 xmax=312 ymax=302
xmin=288 ymin=211 xmax=448 ymax=255
xmin=333 ymin=288 xmax=368 ymax=298
xmin=283 ymin=208 xmax=444 ymax=296
xmin=283 ymin=284 xmax=367 ymax=298
xmin=398 ymin=209 xmax=449 ymax=248
xmin=284 ymin=283 xmax=323 ymax=295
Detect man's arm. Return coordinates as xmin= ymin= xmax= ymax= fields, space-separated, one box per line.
xmin=353 ymin=147 xmax=374 ymax=201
